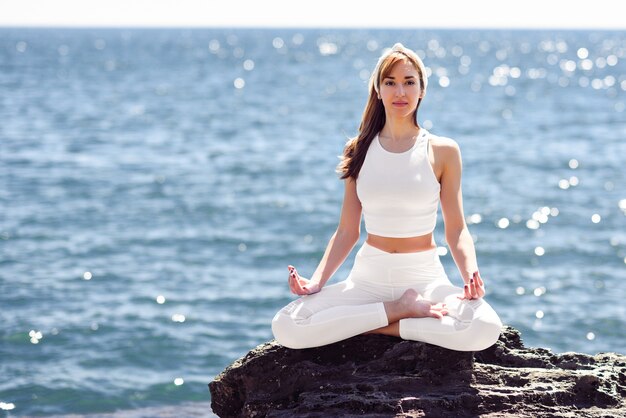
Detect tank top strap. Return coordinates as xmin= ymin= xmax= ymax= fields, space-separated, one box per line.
xmin=419 ymin=128 xmax=431 ymax=157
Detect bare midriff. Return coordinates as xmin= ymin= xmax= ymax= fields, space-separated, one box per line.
xmin=366 ymin=232 xmax=436 ymax=254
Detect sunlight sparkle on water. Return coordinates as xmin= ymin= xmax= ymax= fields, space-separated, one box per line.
xmin=208 ymin=40 xmax=220 ymax=53
xmin=497 ymin=218 xmax=510 ymax=229
xmin=581 ymin=59 xmax=594 ymax=71
xmin=516 ymin=287 xmax=525 ymax=295
xmin=534 ymin=247 xmax=545 ymax=256
xmin=272 ymin=37 xmax=284 ymax=49
xmin=83 ymin=271 xmax=92 ymax=280
xmin=532 ymin=210 xmax=548 ymax=224
xmin=577 ymin=48 xmax=589 ymax=59
xmin=561 ymin=60 xmax=577 ymax=72
xmin=172 ymin=314 xmax=186 ymax=323
xmin=243 ymin=59 xmax=254 ymax=71
xmin=526 ymin=219 xmax=540 ymax=230
xmin=29 ymin=330 xmax=43 ymax=344
xmin=319 ymin=42 xmax=338 ymax=56
xmin=436 ymin=247 xmax=448 ymax=256
xmin=174 ymin=378 xmax=184 ymax=386
xmin=586 ymin=332 xmax=596 ymax=341
xmin=156 ymin=295 xmax=165 ymax=304
xmin=0 ymin=403 xmax=15 ymax=411
xmin=536 ymin=310 xmax=544 ymax=319
xmin=591 ymin=214 xmax=601 ymax=223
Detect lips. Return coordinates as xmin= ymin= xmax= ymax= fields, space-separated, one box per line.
xmin=393 ymin=102 xmax=408 ymax=105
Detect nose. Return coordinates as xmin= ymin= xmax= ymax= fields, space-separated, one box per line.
xmin=396 ymin=83 xmax=405 ymax=96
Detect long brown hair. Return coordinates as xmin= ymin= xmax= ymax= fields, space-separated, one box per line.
xmin=336 ymin=44 xmax=428 ymax=180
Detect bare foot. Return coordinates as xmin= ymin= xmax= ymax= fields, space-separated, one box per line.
xmin=399 ymin=289 xmax=448 ymax=319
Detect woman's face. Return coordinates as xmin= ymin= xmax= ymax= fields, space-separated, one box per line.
xmin=379 ymin=59 xmax=424 ymax=118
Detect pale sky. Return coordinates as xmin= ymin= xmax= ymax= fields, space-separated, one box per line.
xmin=0 ymin=0 xmax=624 ymax=29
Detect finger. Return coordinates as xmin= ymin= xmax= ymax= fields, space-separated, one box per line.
xmin=476 ymin=273 xmax=486 ymax=298
xmin=473 ymin=271 xmax=479 ymax=285
xmin=464 ymin=284 xmax=471 ymax=299
xmin=289 ymin=267 xmax=305 ymax=294
xmin=289 ymin=268 xmax=302 ymax=295
xmin=288 ymin=272 xmax=297 ymax=294
xmin=469 ymin=278 xmax=478 ymax=299
xmin=475 ymin=271 xmax=484 ymax=288
xmin=293 ymin=267 xmax=303 ymax=282
xmin=293 ymin=277 xmax=306 ymax=295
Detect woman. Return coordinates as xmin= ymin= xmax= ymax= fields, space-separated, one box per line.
xmin=271 ymin=43 xmax=502 ymax=351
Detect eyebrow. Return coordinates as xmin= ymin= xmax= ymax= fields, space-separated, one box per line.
xmin=383 ymin=75 xmax=416 ymax=79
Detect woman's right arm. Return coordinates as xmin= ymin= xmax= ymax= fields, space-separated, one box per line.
xmin=307 ymin=177 xmax=362 ymax=288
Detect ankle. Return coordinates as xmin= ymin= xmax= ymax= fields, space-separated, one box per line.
xmin=384 ymin=299 xmax=408 ymax=323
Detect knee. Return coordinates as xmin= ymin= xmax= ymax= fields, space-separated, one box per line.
xmin=469 ymin=315 xmax=503 ymax=351
xmin=271 ymin=311 xmax=307 ymax=350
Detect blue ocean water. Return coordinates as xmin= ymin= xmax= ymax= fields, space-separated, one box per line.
xmin=0 ymin=27 xmax=625 ymax=416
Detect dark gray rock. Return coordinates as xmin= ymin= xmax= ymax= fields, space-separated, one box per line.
xmin=209 ymin=326 xmax=626 ymax=417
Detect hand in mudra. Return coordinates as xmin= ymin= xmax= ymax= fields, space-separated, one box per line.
xmin=457 ymin=271 xmax=486 ymax=300
xmin=288 ymin=265 xmax=321 ymax=295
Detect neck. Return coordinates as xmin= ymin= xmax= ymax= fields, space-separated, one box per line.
xmin=379 ymin=118 xmax=421 ymax=142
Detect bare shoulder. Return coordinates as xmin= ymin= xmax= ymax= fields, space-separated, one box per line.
xmin=429 ymin=133 xmax=461 ymax=167
xmin=430 ymin=134 xmax=460 ymax=152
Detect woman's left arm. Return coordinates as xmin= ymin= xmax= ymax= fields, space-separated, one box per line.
xmin=437 ymin=138 xmax=485 ymax=299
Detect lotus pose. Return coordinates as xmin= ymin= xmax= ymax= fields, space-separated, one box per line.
xmin=272 ymin=43 xmax=502 ymax=351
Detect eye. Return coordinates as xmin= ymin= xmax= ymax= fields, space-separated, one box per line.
xmin=384 ymin=80 xmax=394 ymax=86
xmin=407 ymin=80 xmax=416 ymax=85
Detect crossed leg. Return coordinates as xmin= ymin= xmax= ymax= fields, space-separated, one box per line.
xmin=271 ymin=279 xmax=448 ymax=349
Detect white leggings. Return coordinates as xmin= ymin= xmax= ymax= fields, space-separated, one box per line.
xmin=272 ymin=241 xmax=503 ymax=351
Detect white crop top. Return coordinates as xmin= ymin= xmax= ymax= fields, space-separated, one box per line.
xmin=356 ymin=128 xmax=441 ymax=238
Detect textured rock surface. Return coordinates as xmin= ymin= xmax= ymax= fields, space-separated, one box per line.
xmin=209 ymin=326 xmax=626 ymax=417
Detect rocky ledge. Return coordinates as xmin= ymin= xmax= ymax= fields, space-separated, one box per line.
xmin=209 ymin=326 xmax=626 ymax=417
